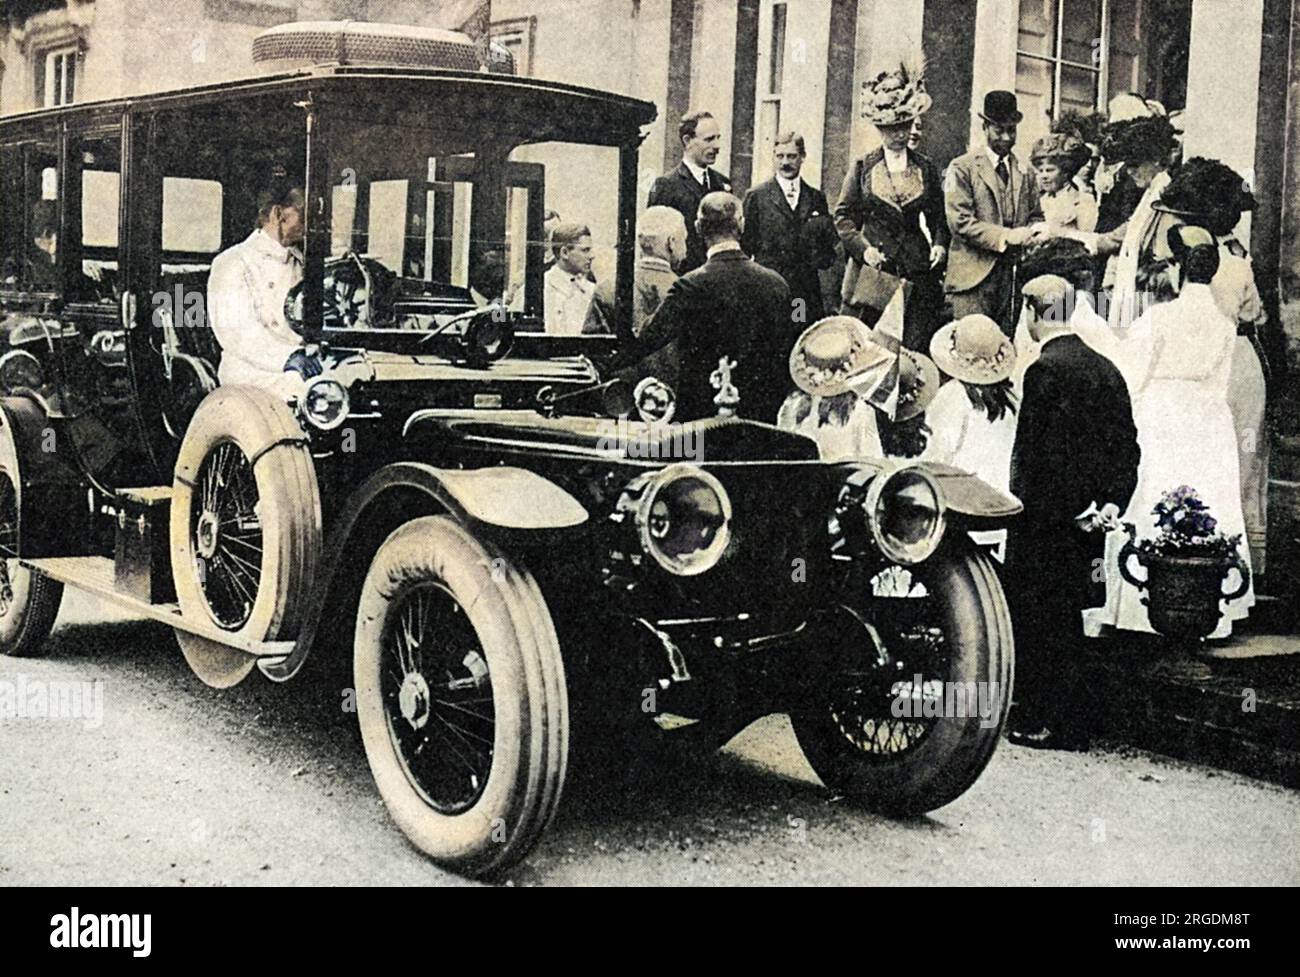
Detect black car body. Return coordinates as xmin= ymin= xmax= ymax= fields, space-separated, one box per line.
xmin=0 ymin=23 xmax=1019 ymax=877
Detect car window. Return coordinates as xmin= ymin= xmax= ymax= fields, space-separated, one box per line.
xmin=13 ymin=143 xmax=61 ymax=294
xmin=144 ymin=97 xmax=305 ymax=281
xmin=0 ymin=144 xmax=24 ymax=290
xmin=68 ymin=133 xmax=121 ymax=304
xmin=162 ymin=178 xmax=223 ymax=259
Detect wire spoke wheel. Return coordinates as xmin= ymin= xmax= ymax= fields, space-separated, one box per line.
xmin=191 ymin=441 xmax=263 ymax=630
xmin=381 ymin=581 xmax=497 ymax=815
xmin=826 ymin=588 xmax=949 ymax=761
xmin=792 ymin=548 xmax=1013 ymax=815
xmin=0 ymin=474 xmax=19 ymax=620
xmin=354 ymin=515 xmax=568 ymax=878
xmin=169 ymin=386 xmax=320 ymax=688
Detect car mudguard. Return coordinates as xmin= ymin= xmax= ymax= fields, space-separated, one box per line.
xmin=836 ymin=458 xmax=1022 ymax=523
xmin=258 ymin=461 xmax=588 ymax=682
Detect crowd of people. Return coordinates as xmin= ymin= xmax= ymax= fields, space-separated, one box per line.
xmin=529 ymin=61 xmax=1271 ymax=753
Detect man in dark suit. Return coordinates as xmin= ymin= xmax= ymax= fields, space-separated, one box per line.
xmin=1005 ymin=275 xmax=1141 ymax=751
xmin=943 ymin=91 xmax=1045 ymax=335
xmin=626 ymin=192 xmax=792 ymax=423
xmin=742 ymin=131 xmax=838 ymax=322
xmin=648 ymin=110 xmax=732 ymax=274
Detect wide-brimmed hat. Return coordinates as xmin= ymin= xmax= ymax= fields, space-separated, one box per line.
xmin=929 ymin=315 xmax=1016 ymax=385
xmin=789 ymin=316 xmax=893 ymax=396
xmin=1052 ymin=110 xmax=1105 ymax=149
xmin=860 ymin=325 xmax=939 ymax=422
xmin=862 ymin=61 xmax=932 ymax=127
xmin=890 ymin=343 xmax=941 ymax=422
xmin=1102 ymin=115 xmax=1176 ymax=166
xmin=1151 ymin=156 xmax=1256 ymax=234
xmin=979 ymin=90 xmax=1022 ymax=126
xmin=1107 ymin=92 xmax=1155 ymax=123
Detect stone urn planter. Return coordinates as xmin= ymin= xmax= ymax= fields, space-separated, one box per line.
xmin=1119 ymin=523 xmax=1251 ymax=640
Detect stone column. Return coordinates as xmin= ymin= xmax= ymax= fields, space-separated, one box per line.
xmin=1280 ymin=0 xmax=1300 ymax=314
xmin=966 ymin=0 xmax=1018 ymax=154
xmin=1182 ymin=0 xmax=1264 ymax=209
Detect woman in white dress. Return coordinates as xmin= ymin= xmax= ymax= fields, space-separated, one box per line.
xmin=1149 ymin=158 xmax=1269 ymax=576
xmin=1084 ymin=226 xmax=1254 ymax=638
xmin=924 ymin=314 xmax=1018 ymax=557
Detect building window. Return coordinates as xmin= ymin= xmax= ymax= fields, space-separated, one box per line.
xmin=754 ymin=0 xmax=787 ymax=182
xmin=1016 ymin=0 xmax=1108 ymax=145
xmin=490 ymin=17 xmax=536 ymax=76
xmin=37 ymin=46 xmax=78 ymax=107
xmin=768 ymin=1 xmax=787 ymax=97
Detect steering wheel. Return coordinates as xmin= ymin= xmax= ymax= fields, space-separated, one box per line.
xmin=284 ymin=252 xmax=398 ymax=332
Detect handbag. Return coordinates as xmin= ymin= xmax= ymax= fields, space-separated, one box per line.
xmin=841 ymin=258 xmax=903 ymax=313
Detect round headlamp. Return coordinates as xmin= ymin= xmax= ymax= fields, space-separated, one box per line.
xmin=863 ymin=465 xmax=946 ymax=565
xmin=632 ymin=464 xmax=732 ymax=576
xmin=302 ymin=376 xmax=350 ymax=431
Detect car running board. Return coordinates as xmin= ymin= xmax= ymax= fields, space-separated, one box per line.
xmin=21 ymin=556 xmax=296 ymax=660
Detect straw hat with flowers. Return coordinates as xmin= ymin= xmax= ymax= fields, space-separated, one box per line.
xmin=789 ymin=316 xmax=892 ymax=397
xmin=929 ymin=314 xmax=1016 ymax=385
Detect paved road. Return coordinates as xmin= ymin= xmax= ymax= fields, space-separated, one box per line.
xmin=2 ymin=590 xmax=1298 ymax=886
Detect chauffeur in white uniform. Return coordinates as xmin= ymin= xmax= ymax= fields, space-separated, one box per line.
xmin=207 ymin=179 xmax=317 ymax=393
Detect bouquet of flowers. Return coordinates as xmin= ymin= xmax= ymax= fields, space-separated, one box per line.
xmin=1138 ymin=485 xmax=1242 ymax=560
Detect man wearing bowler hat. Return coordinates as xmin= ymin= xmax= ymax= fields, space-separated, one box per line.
xmin=943 ymin=90 xmax=1045 ymax=334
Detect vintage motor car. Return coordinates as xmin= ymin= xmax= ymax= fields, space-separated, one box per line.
xmin=0 ymin=22 xmax=1018 ymax=877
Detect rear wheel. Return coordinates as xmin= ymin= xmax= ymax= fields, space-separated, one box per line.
xmin=354 ymin=516 xmax=568 ymax=878
xmin=792 ymin=547 xmax=1013 ymax=814
xmin=170 ymin=387 xmax=320 ymax=688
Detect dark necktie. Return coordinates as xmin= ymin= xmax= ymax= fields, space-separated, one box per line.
xmin=702 ymin=170 xmax=710 ymax=192
xmin=996 ymin=158 xmax=1010 ymax=184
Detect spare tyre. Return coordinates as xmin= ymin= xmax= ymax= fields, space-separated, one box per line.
xmin=170 ymin=386 xmax=321 ymax=688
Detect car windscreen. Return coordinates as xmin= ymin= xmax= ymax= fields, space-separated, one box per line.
xmin=320 ymin=120 xmax=623 ymax=343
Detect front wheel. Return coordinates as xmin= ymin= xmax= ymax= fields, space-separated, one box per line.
xmin=792 ymin=547 xmax=1014 ymax=815
xmin=354 ymin=516 xmax=568 ymax=878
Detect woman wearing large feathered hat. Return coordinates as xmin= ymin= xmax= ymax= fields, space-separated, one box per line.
xmin=833 ymin=57 xmax=949 ymax=353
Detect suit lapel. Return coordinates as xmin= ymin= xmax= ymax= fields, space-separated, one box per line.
xmin=677 ymin=162 xmax=704 ymax=200
xmin=1007 ymin=152 xmax=1024 ymax=224
xmin=766 ymin=179 xmax=797 ymax=222
xmin=974 ymin=154 xmax=1005 ymax=224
